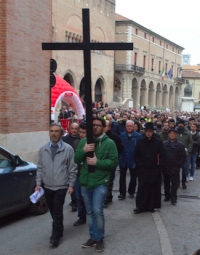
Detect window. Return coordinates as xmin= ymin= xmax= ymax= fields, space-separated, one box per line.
xmin=171 ymin=65 xmax=173 ymax=76
xmin=152 ymin=37 xmax=154 ymax=43
xmin=135 ymin=28 xmax=138 ymax=35
xmin=144 ymin=32 xmax=146 ymax=39
xmin=178 ymin=49 xmax=180 ymax=54
xmin=152 ymin=58 xmax=154 ymax=71
xmin=159 ymin=61 xmax=161 ymax=73
xmin=165 ymin=63 xmax=168 ymax=74
xmin=166 ymin=44 xmax=168 ymax=49
xmin=177 ymin=67 xmax=179 ymax=77
xmin=160 ymin=41 xmax=162 ymax=46
xmin=172 ymin=47 xmax=174 ymax=52
xmin=134 ymin=52 xmax=137 ymax=65
xmin=143 ymin=55 xmax=146 ymax=68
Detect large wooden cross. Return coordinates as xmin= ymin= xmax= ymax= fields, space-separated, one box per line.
xmin=42 ymin=9 xmax=133 ymax=172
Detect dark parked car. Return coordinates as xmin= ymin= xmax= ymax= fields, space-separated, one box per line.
xmin=0 ymin=146 xmax=48 ymax=218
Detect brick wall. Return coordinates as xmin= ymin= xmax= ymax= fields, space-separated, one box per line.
xmin=0 ymin=0 xmax=52 ymax=134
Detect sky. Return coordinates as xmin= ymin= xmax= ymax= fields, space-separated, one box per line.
xmin=115 ymin=0 xmax=200 ymax=66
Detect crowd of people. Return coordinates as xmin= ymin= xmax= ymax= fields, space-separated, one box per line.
xmin=36 ymin=105 xmax=200 ymax=252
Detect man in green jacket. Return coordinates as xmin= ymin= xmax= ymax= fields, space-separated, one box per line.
xmin=75 ymin=117 xmax=118 ymax=252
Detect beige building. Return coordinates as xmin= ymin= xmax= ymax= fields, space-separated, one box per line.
xmin=114 ymin=14 xmax=185 ymax=111
xmin=182 ymin=69 xmax=200 ymax=105
xmin=52 ymin=0 xmax=115 ymax=106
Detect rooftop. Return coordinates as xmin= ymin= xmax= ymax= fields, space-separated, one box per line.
xmin=115 ymin=13 xmax=184 ymax=50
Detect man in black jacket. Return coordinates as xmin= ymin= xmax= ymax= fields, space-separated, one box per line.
xmin=163 ymin=129 xmax=186 ymax=205
xmin=104 ymin=120 xmax=124 ymax=206
xmin=134 ymin=122 xmax=165 ymax=214
xmin=62 ymin=123 xmax=79 ymax=211
xmin=186 ymin=123 xmax=200 ymax=181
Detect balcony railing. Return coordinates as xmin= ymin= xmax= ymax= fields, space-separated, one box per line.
xmin=115 ymin=64 xmax=145 ymax=76
xmin=174 ymin=77 xmax=185 ymax=84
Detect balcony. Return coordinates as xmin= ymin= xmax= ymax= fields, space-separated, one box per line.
xmin=115 ymin=64 xmax=145 ymax=76
xmin=174 ymin=77 xmax=185 ymax=84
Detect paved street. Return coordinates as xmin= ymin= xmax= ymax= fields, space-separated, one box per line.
xmin=1 ymin=168 xmax=200 ymax=255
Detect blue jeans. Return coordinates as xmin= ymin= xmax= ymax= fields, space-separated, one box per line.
xmin=186 ymin=153 xmax=197 ymax=177
xmin=74 ymin=177 xmax=86 ymax=220
xmin=81 ymin=185 xmax=108 ymax=241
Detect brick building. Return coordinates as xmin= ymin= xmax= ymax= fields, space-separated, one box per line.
xmin=52 ymin=0 xmax=115 ymax=108
xmin=0 ymin=1 xmax=52 ymax=161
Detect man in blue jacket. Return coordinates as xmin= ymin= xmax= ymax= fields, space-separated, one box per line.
xmin=118 ymin=120 xmax=142 ymax=199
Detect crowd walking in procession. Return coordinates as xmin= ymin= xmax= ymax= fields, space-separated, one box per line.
xmin=35 ymin=104 xmax=200 ymax=252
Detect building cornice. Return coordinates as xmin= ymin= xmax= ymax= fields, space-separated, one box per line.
xmin=115 ymin=19 xmax=184 ymax=50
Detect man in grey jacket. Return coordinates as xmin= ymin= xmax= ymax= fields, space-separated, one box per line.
xmin=35 ymin=123 xmax=77 ymax=247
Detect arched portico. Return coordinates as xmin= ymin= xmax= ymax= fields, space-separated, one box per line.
xmin=64 ymin=71 xmax=75 ymax=88
xmin=132 ymin=78 xmax=139 ymax=108
xmin=162 ymin=84 xmax=169 ymax=108
xmin=79 ymin=77 xmax=85 ymax=102
xmin=140 ymin=79 xmax=147 ymax=107
xmin=175 ymin=87 xmax=180 ymax=110
xmin=114 ymin=77 xmax=122 ymax=102
xmin=148 ymin=81 xmax=155 ymax=108
xmin=95 ymin=78 xmax=105 ymax=103
xmin=156 ymin=83 xmax=162 ymax=109
xmin=169 ymin=85 xmax=174 ymax=111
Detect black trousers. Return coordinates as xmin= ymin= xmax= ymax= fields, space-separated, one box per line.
xmin=119 ymin=167 xmax=137 ymax=196
xmin=105 ymin=168 xmax=116 ymax=201
xmin=44 ymin=188 xmax=67 ymax=240
xmin=163 ymin=170 xmax=180 ymax=202
xmin=71 ymin=191 xmax=77 ymax=206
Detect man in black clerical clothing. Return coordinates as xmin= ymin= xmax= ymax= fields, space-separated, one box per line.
xmin=134 ymin=122 xmax=165 ymax=214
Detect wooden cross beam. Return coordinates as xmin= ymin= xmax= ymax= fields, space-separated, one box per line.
xmin=42 ymin=8 xmax=133 ymax=172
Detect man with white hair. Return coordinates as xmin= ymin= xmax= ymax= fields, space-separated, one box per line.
xmin=118 ymin=120 xmax=142 ymax=199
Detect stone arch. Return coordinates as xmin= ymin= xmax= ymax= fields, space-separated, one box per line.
xmin=63 ymin=71 xmax=75 ymax=88
xmin=140 ymin=79 xmax=147 ymax=107
xmin=66 ymin=15 xmax=82 ymax=34
xmin=175 ymin=87 xmax=180 ymax=110
xmin=169 ymin=85 xmax=174 ymax=110
xmin=114 ymin=77 xmax=121 ymax=102
xmin=162 ymin=84 xmax=168 ymax=108
xmin=132 ymin=78 xmax=139 ymax=108
xmin=95 ymin=77 xmax=105 ymax=103
xmin=148 ymin=81 xmax=155 ymax=108
xmin=79 ymin=77 xmax=85 ymax=103
xmin=92 ymin=27 xmax=106 ymax=42
xmin=92 ymin=27 xmax=106 ymax=54
xmin=156 ymin=83 xmax=162 ymax=109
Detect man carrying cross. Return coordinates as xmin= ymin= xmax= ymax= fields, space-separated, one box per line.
xmin=74 ymin=117 xmax=118 ymax=252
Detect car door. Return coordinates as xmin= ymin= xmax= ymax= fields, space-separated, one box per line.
xmin=12 ymin=165 xmax=36 ymax=208
xmin=0 ymin=148 xmax=16 ymax=216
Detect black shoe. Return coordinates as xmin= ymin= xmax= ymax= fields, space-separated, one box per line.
xmin=133 ymin=208 xmax=142 ymax=214
xmin=118 ymin=194 xmax=125 ymax=200
xmin=171 ymin=201 xmax=177 ymax=205
xmin=182 ymin=183 xmax=187 ymax=189
xmin=164 ymin=197 xmax=170 ymax=202
xmin=50 ymin=238 xmax=59 ymax=247
xmin=104 ymin=199 xmax=112 ymax=207
xmin=96 ymin=239 xmax=104 ymax=252
xmin=73 ymin=218 xmax=86 ymax=226
xmin=82 ymin=238 xmax=97 ymax=248
xmin=129 ymin=194 xmax=134 ymax=198
xmin=72 ymin=204 xmax=77 ymax=212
